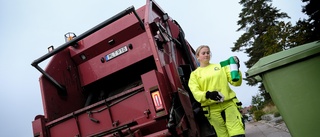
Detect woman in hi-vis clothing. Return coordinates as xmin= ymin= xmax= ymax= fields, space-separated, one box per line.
xmin=188 ymin=45 xmax=245 ymax=137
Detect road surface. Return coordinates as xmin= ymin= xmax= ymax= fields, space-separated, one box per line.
xmin=245 ymin=121 xmax=291 ymax=137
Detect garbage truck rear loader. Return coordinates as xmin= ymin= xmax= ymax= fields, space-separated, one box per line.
xmin=31 ymin=0 xmax=215 ymax=137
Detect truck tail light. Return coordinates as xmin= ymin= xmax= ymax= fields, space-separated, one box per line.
xmin=151 ymin=91 xmax=164 ymax=111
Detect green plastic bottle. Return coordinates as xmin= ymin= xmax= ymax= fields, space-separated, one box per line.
xmin=220 ymin=56 xmax=240 ymax=82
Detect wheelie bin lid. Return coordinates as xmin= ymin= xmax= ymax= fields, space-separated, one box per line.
xmin=246 ymin=41 xmax=320 ymax=81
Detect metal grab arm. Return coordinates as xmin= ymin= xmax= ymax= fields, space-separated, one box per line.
xmin=31 ymin=6 xmax=144 ymax=92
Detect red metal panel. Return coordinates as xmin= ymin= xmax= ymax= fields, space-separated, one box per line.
xmin=78 ymin=33 xmax=153 ymax=86
xmin=69 ymin=6 xmax=146 ymax=60
xmin=77 ymin=105 xmax=113 ymax=136
xmin=70 ymin=22 xmax=145 ymax=65
xmin=32 ymin=115 xmax=46 ymax=137
xmin=142 ymin=1 xmax=164 ymax=74
xmin=164 ymin=62 xmax=182 ymax=93
xmin=49 ymin=118 xmax=79 ymax=137
xmin=177 ymin=88 xmax=199 ymax=136
xmin=154 ymin=70 xmax=173 ymax=115
xmin=167 ymin=20 xmax=180 ymax=39
xmin=77 ymin=91 xmax=151 ymax=136
xmin=40 ymin=49 xmax=85 ymax=121
xmin=141 ymin=70 xmax=170 ymax=118
xmin=109 ymin=91 xmax=150 ymax=125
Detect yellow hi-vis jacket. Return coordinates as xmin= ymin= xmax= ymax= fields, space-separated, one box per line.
xmin=188 ymin=63 xmax=242 ymax=106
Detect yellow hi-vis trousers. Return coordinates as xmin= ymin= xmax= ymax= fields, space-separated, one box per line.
xmin=203 ymin=99 xmax=245 ymax=137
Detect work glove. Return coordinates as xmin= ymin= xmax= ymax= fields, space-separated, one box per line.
xmin=206 ymin=91 xmax=224 ymax=102
xmin=233 ymin=56 xmax=240 ymax=68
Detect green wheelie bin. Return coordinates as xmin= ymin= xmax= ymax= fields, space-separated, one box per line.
xmin=246 ymin=41 xmax=320 ymax=137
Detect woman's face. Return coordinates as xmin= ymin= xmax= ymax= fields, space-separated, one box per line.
xmin=197 ymin=47 xmax=211 ymax=64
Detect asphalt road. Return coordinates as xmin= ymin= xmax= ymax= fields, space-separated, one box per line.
xmin=245 ymin=121 xmax=291 ymax=137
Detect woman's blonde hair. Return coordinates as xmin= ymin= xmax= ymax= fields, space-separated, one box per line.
xmin=195 ymin=45 xmax=210 ymax=57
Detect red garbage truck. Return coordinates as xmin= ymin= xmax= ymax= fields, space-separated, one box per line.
xmin=31 ymin=0 xmax=216 ymax=136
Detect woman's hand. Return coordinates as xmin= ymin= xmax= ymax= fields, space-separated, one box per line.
xmin=233 ymin=56 xmax=240 ymax=68
xmin=206 ymin=91 xmax=224 ymax=102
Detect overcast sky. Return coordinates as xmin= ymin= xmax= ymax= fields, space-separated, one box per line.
xmin=0 ymin=0 xmax=306 ymax=136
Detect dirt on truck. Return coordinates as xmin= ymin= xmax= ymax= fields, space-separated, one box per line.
xmin=31 ymin=0 xmax=216 ymax=137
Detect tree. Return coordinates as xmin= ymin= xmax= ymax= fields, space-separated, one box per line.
xmin=286 ymin=19 xmax=310 ymax=46
xmin=233 ymin=0 xmax=290 ymax=71
xmin=251 ymin=94 xmax=263 ymax=110
xmin=233 ymin=0 xmax=319 ymax=109
xmin=302 ymin=0 xmax=320 ymax=42
xmin=232 ymin=0 xmax=290 ymax=102
xmin=282 ymin=0 xmax=320 ymax=46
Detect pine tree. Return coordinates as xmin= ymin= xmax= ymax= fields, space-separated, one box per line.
xmin=232 ymin=0 xmax=290 ymax=101
xmin=233 ymin=0 xmax=319 ymax=107
xmin=301 ymin=0 xmax=320 ymax=42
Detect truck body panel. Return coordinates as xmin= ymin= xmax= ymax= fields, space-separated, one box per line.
xmin=32 ymin=1 xmax=215 ymax=137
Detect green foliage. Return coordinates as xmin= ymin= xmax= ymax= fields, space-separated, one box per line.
xmin=274 ymin=111 xmax=281 ymax=117
xmin=234 ymin=0 xmax=292 ymax=102
xmin=301 ymin=0 xmax=320 ymax=43
xmin=251 ymin=94 xmax=263 ymax=110
xmin=263 ymin=103 xmax=277 ymax=114
xmin=234 ymin=0 xmax=319 ymax=107
xmin=249 ymin=105 xmax=256 ymax=113
xmin=235 ymin=0 xmax=290 ymax=67
xmin=289 ymin=20 xmax=311 ymax=46
xmin=253 ymin=110 xmax=265 ymax=121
